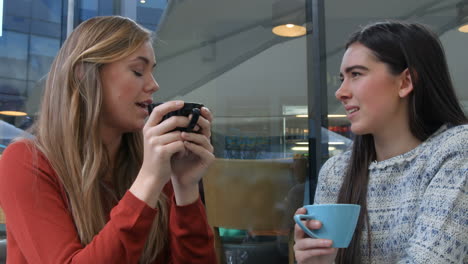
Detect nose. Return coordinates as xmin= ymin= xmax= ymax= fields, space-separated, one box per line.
xmin=335 ymin=81 xmax=351 ymax=102
xmin=145 ymin=75 xmax=159 ymax=94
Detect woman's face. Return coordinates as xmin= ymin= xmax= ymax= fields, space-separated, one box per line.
xmin=100 ymin=41 xmax=159 ymax=134
xmin=336 ymin=43 xmax=407 ymax=136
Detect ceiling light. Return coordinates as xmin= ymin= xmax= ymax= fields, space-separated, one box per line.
xmin=272 ymin=0 xmax=307 ymax=38
xmin=328 ymin=141 xmax=345 ymax=145
xmin=292 ymin=146 xmax=308 ymax=151
xmin=457 ymin=0 xmax=468 ymax=33
xmin=272 ymin=24 xmax=306 ymax=38
xmin=140 ymin=0 xmax=146 ymax=3
xmin=0 ymin=111 xmax=27 ymax=116
xmin=459 ymin=24 xmax=468 ymax=32
xmin=328 ymin=114 xmax=347 ymax=118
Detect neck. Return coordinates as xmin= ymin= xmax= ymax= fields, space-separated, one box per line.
xmin=373 ymin=122 xmax=421 ymax=161
xmin=372 ymin=98 xmax=422 ymax=161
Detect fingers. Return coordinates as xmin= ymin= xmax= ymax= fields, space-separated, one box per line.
xmin=294 ymin=207 xmax=324 ymax=247
xmin=181 ymin=132 xmax=214 ymax=167
xmin=189 ymin=107 xmax=212 ymax=137
xmin=294 ymin=241 xmax=337 ymax=263
xmin=183 ymin=141 xmax=215 ymax=166
xmin=151 ymin=116 xmax=192 ymax=135
xmin=144 ymin=130 xmax=185 ymax=155
xmin=294 ymin=219 xmax=323 ymax=239
xmin=159 ymin=140 xmax=186 ymax=158
xmin=181 ymin=132 xmax=213 ymax=153
xmin=147 ymin=131 xmax=182 ymax=146
xmin=145 ymin=100 xmax=184 ymax=128
xmin=293 ymin=208 xmax=336 ymax=262
xmin=295 ymin=207 xmax=307 ymax=215
xmin=294 ymin=238 xmax=333 ymax=251
xmin=294 ymin=207 xmax=310 ymax=240
xmin=201 ymin=107 xmax=213 ymax=122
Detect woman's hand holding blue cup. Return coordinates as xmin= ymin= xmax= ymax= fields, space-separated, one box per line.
xmin=294 ymin=204 xmax=361 ymax=248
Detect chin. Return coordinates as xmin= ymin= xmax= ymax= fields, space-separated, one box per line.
xmin=350 ymin=123 xmax=369 ymax=136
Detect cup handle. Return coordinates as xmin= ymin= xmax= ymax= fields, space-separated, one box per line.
xmin=293 ymin=214 xmax=321 ymax=238
xmin=187 ymin=108 xmax=201 ymax=132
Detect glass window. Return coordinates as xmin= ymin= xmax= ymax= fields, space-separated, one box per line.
xmin=79 ymin=0 xmax=99 ymax=21
xmin=28 ymin=35 xmax=60 ymax=81
xmin=31 ymin=0 xmax=62 ymax=23
xmin=137 ymin=0 xmax=166 ymax=31
xmin=0 ymin=31 xmax=28 ymax=80
xmin=0 ymin=2 xmax=64 ymax=156
xmin=153 ymin=0 xmax=308 ymax=262
xmin=79 ymin=0 xmax=117 ymax=22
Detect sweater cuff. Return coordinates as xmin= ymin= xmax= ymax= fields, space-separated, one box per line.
xmin=170 ymin=196 xmax=207 ymax=229
xmin=110 ymin=191 xmax=158 ymax=230
xmin=172 ymin=195 xmax=204 ymax=211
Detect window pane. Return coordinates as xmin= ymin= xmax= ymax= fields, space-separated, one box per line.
xmin=0 ymin=31 xmax=28 ymax=80
xmin=31 ymin=0 xmax=62 ymax=23
xmin=29 ymin=35 xmax=59 ymax=81
xmin=0 ymin=1 xmax=64 ymax=156
xmin=153 ymin=0 xmax=308 ymax=261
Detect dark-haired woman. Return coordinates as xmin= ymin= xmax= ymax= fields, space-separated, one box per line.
xmin=294 ymin=21 xmax=467 ymax=264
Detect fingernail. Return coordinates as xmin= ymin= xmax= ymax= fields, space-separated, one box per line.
xmin=175 ymin=101 xmax=184 ymax=106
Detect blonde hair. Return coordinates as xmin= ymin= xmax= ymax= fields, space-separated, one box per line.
xmin=33 ymin=16 xmax=168 ymax=263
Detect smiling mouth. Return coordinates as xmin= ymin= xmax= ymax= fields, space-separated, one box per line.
xmin=347 ymin=108 xmax=359 ymax=114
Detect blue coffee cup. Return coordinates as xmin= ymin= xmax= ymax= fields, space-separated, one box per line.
xmin=294 ymin=204 xmax=361 ymax=248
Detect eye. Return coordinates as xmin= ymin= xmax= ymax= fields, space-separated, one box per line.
xmin=339 ymin=76 xmax=344 ymax=83
xmin=133 ymin=70 xmax=143 ymax=77
xmin=351 ymin=72 xmax=361 ymax=78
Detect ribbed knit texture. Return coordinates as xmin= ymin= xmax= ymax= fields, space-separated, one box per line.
xmin=315 ymin=124 xmax=468 ymax=264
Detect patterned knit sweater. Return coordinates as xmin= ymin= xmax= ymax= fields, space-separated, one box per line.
xmin=315 ymin=124 xmax=468 ymax=264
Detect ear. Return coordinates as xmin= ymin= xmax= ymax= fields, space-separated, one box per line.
xmin=398 ymin=68 xmax=414 ymax=98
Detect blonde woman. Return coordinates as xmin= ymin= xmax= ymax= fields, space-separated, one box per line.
xmin=0 ymin=16 xmax=216 ymax=263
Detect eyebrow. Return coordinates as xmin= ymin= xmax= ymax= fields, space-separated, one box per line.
xmin=133 ymin=56 xmax=157 ymax=68
xmin=340 ymin=65 xmax=369 ymax=77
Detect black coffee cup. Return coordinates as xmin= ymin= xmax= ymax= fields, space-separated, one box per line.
xmin=147 ymin=102 xmax=204 ymax=132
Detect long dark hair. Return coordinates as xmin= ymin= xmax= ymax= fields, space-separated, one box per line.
xmin=335 ymin=21 xmax=468 ymax=264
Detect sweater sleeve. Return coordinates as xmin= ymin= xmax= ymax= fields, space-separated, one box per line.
xmin=398 ymin=137 xmax=468 ymax=264
xmin=164 ymin=184 xmax=216 ymax=264
xmin=0 ymin=141 xmax=158 ymax=264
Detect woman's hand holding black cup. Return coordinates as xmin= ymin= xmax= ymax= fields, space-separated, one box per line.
xmin=139 ymin=100 xmax=214 ymax=206
xmin=170 ymin=105 xmax=214 ymax=205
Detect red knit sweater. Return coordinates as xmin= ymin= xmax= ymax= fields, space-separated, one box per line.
xmin=0 ymin=141 xmax=216 ymax=263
